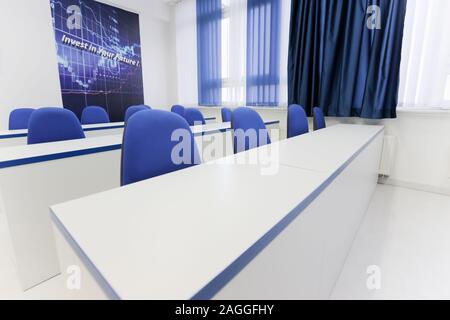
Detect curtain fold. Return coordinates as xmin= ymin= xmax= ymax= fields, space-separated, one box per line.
xmin=197 ymin=0 xmax=222 ymax=106
xmin=246 ymin=0 xmax=282 ymax=107
xmin=288 ymin=0 xmax=407 ymax=119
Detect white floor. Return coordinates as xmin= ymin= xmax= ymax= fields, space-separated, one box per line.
xmin=2 ymin=184 xmax=450 ymax=300
xmin=331 ymin=184 xmax=450 ymax=300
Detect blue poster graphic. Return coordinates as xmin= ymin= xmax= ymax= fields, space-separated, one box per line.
xmin=50 ymin=0 xmax=144 ymax=121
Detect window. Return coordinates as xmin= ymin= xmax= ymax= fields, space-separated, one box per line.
xmin=220 ymin=0 xmax=247 ymax=106
xmin=196 ymin=0 xmax=222 ymax=106
xmin=398 ymin=0 xmax=450 ymax=108
xmin=221 ymin=4 xmax=230 ymax=103
xmin=246 ymin=0 xmax=281 ymax=107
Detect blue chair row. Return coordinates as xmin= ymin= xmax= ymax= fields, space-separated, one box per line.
xmin=170 ymin=105 xmax=208 ymax=126
xmin=120 ymin=105 xmax=328 ymax=186
xmin=9 ymin=104 xmax=153 ymax=145
xmin=9 ymin=104 xmax=154 ymax=131
xmin=81 ymin=106 xmax=110 ymax=125
xmin=125 ymin=105 xmax=152 ymax=122
xmin=121 ymin=107 xmax=273 ymax=187
xmin=9 ymin=106 xmax=110 ymax=130
xmin=288 ymin=105 xmax=326 ymax=138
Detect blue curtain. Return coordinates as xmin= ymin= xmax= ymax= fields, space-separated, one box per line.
xmin=246 ymin=0 xmax=282 ymax=107
xmin=197 ymin=0 xmax=222 ymax=106
xmin=288 ymin=0 xmax=407 ymax=119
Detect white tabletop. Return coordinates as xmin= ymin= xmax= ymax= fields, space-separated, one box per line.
xmin=52 ymin=162 xmax=328 ymax=300
xmin=229 ymin=124 xmax=384 ymax=174
xmin=0 ymin=120 xmax=279 ymax=168
xmin=0 ymin=135 xmax=122 ymax=166
xmin=0 ymin=122 xmax=125 ymax=139
xmin=51 ymin=124 xmax=383 ymax=300
xmin=190 ymin=122 xmax=230 ymax=135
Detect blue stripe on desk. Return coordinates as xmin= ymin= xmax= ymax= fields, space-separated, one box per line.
xmin=0 ymin=121 xmax=280 ymax=168
xmin=83 ymin=125 xmax=125 ymax=132
xmin=0 ymin=125 xmax=125 ymax=140
xmin=0 ymin=133 xmax=28 ymax=139
xmin=0 ymin=144 xmax=122 ymax=169
xmin=193 ymin=121 xmax=280 ymax=137
xmin=190 ymin=128 xmax=384 ymax=300
xmin=50 ymin=210 xmax=121 ymax=300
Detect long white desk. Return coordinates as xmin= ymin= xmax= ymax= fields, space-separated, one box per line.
xmin=0 ymin=120 xmax=279 ymax=290
xmin=0 ymin=117 xmax=218 ymax=148
xmin=0 ymin=122 xmax=126 ymax=148
xmin=50 ymin=124 xmax=384 ymax=300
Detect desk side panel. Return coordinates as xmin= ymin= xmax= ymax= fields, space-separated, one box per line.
xmin=214 ymin=133 xmax=383 ymax=299
xmin=0 ymin=150 xmax=121 ymax=290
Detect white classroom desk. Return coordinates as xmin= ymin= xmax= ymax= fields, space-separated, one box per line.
xmin=0 ymin=117 xmax=218 ymax=148
xmin=0 ymin=122 xmax=125 ymax=148
xmin=0 ymin=119 xmax=278 ymax=290
xmin=50 ymin=124 xmax=384 ymax=300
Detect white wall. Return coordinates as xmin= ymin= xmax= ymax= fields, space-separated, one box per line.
xmin=195 ymin=107 xmax=450 ymax=195
xmin=0 ymin=0 xmax=64 ymax=129
xmin=0 ymin=0 xmax=177 ymax=130
xmin=174 ymin=0 xmax=198 ymax=106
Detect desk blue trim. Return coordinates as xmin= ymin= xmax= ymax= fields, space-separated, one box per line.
xmin=0 ymin=122 xmax=260 ymax=169
xmin=83 ymin=125 xmax=125 ymax=132
xmin=48 ymin=125 xmax=382 ymax=300
xmin=192 ymin=121 xmax=279 ymax=137
xmin=50 ymin=210 xmax=121 ymax=300
xmin=190 ymin=128 xmax=384 ymax=300
xmin=264 ymin=120 xmax=281 ymax=126
xmin=0 ymin=144 xmax=122 ymax=169
xmin=0 ymin=125 xmax=125 ymax=140
xmin=0 ymin=133 xmax=28 ymax=139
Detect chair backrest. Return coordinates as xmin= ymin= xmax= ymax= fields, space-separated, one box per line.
xmin=232 ymin=107 xmax=271 ymax=154
xmin=171 ymin=105 xmax=186 ymax=118
xmin=27 ymin=108 xmax=85 ymax=145
xmin=81 ymin=106 xmax=110 ymax=125
xmin=121 ymin=110 xmax=201 ymax=186
xmin=287 ymin=104 xmax=309 ymax=138
xmin=184 ymin=108 xmax=206 ymax=126
xmin=125 ymin=105 xmax=151 ymax=122
xmin=9 ymin=108 xmax=35 ymax=130
xmin=313 ymin=107 xmax=326 ymax=131
xmin=221 ymin=107 xmax=233 ymax=123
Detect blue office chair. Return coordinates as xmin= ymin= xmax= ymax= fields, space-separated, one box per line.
xmin=313 ymin=107 xmax=326 ymax=131
xmin=125 ymin=105 xmax=151 ymax=122
xmin=171 ymin=105 xmax=186 ymax=118
xmin=232 ymin=107 xmax=271 ymax=154
xmin=221 ymin=107 xmax=233 ymax=123
xmin=28 ymin=108 xmax=85 ymax=145
xmin=81 ymin=106 xmax=110 ymax=125
xmin=287 ymin=105 xmax=309 ymax=138
xmin=9 ymin=108 xmax=35 ymax=130
xmin=184 ymin=108 xmax=206 ymax=126
xmin=121 ymin=110 xmax=201 ymax=186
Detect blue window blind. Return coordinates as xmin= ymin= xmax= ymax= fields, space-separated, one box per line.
xmin=196 ymin=0 xmax=222 ymax=106
xmin=246 ymin=0 xmax=281 ymax=107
